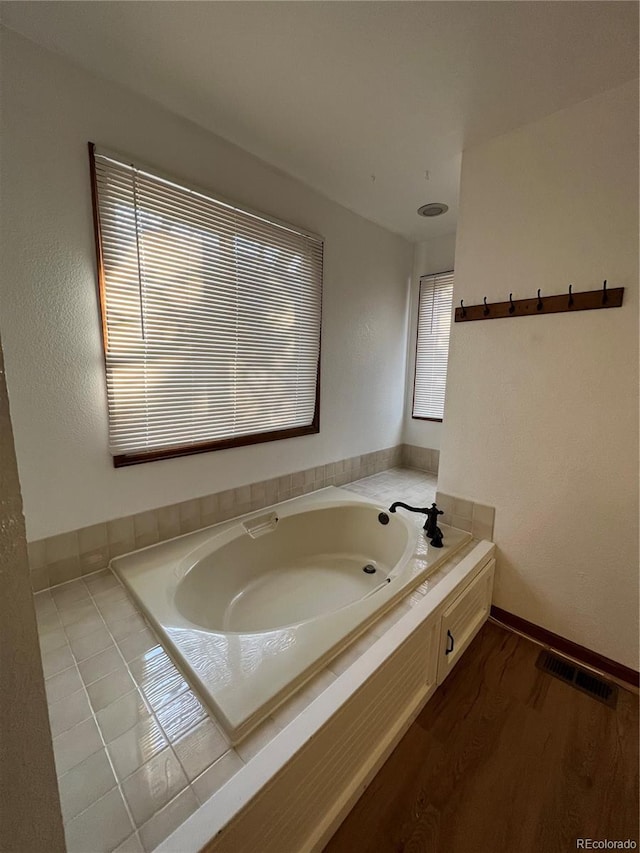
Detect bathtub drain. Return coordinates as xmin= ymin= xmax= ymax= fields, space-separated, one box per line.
xmin=362 ymin=564 xmax=376 ymax=574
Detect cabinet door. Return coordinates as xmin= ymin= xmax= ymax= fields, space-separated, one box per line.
xmin=437 ymin=559 xmax=495 ymax=684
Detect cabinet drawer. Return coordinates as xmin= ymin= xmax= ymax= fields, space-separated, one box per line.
xmin=437 ymin=559 xmax=495 ymax=684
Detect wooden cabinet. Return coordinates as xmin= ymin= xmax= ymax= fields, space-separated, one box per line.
xmin=437 ymin=558 xmax=495 ymax=685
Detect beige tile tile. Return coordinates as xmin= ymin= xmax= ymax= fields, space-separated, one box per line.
xmin=39 ymin=627 xmax=69 ymax=654
xmin=87 ymin=668 xmax=135 ymax=713
xmin=452 ymin=497 xmax=474 ymax=520
xmin=250 ymin=481 xmax=266 ymax=504
xmin=99 ymin=597 xmax=139 ymax=625
xmin=78 ymin=646 xmax=124 ymax=686
xmin=369 ymin=604 xmax=410 ymax=638
xmin=451 ymin=514 xmax=472 ymax=533
xmin=109 ymin=612 xmax=148 ymax=641
xmin=138 ymin=787 xmax=199 ymax=853
xmin=192 ymin=750 xmax=244 ymax=805
xmin=327 ymin=637 xmax=371 ymax=676
xmin=113 ymin=833 xmax=144 ymax=853
xmin=48 ymin=688 xmax=92 ymax=738
xmin=473 ymin=502 xmax=495 ymax=527
xmin=234 ymin=716 xmax=280 ymax=763
xmin=30 ymin=567 xmax=49 ymax=592
xmin=271 ymin=669 xmax=337 ymax=729
xmin=69 ymin=625 xmax=114 ymax=662
xmin=107 ymin=517 xmax=136 ymax=559
xmin=51 ymin=578 xmax=89 ymax=608
xmin=78 ymin=523 xmax=109 ymax=575
xmin=42 ymin=644 xmax=75 ymax=679
xmin=107 ymin=716 xmax=169 ymax=782
xmin=46 ymin=531 xmax=79 ymax=564
xmin=59 ymin=748 xmax=116 ymax=822
xmin=157 ymin=505 xmax=181 ymax=541
xmin=48 ymin=555 xmax=82 ymax=587
xmin=45 ymin=665 xmax=82 ymax=704
xmin=264 ymin=478 xmax=279 ymax=505
xmin=435 ymin=491 xmax=452 ymax=513
xmin=129 ymin=647 xmax=189 ymax=713
xmin=84 ymin=568 xmax=120 ymax=595
xmin=218 ymin=489 xmax=234 ymax=511
xmin=27 ymin=539 xmax=47 ymax=570
xmin=471 ymin=520 xmax=494 ymax=541
xmin=133 ymin=511 xmax=159 ymax=549
xmin=199 ymin=494 xmax=219 ymax=527
xmin=92 ymin=583 xmax=130 ymax=608
xmin=64 ymin=786 xmax=133 ymax=853
xmin=277 ymin=473 xmax=291 ymax=494
xmin=173 ymin=719 xmax=229 ymax=781
xmin=34 ymin=589 xmax=55 ymax=613
xmin=179 ymin=499 xmax=201 ymax=534
xmin=36 ymin=607 xmax=62 ymax=633
xmin=117 ymin=628 xmax=159 ymax=663
xmin=122 ymin=748 xmax=188 ymax=827
xmin=58 ymin=599 xmax=98 ymax=627
xmin=64 ymin=611 xmax=104 ymax=642
xmin=155 ymin=690 xmax=207 ymax=743
xmin=96 ymin=689 xmax=151 ymax=744
xmin=291 ymin=471 xmax=304 ymax=488
xmin=53 ymin=717 xmax=103 ymax=777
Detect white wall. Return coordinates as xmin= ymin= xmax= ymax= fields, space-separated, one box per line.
xmin=439 ymin=80 xmax=639 ymax=669
xmin=402 ymin=232 xmax=456 ymax=450
xmin=0 ymin=30 xmax=412 ymax=541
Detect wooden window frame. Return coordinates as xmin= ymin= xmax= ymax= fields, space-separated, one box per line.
xmin=88 ymin=143 xmax=322 ymax=468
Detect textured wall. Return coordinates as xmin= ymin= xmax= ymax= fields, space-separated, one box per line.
xmin=439 ymin=81 xmax=639 ymax=669
xmin=0 ymin=341 xmax=65 ymax=851
xmin=0 ymin=30 xmax=412 ymax=541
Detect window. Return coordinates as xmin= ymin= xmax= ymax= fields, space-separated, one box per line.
xmin=412 ymin=270 xmax=454 ymax=422
xmin=89 ymin=145 xmax=323 ymax=467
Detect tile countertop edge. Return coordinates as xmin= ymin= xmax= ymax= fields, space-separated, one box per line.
xmin=155 ymin=538 xmax=496 ymax=853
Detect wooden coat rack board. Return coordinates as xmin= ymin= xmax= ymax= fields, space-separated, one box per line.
xmin=455 ymin=281 xmax=624 ymax=323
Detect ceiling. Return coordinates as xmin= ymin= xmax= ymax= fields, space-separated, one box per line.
xmin=2 ymin=1 xmax=638 ymax=242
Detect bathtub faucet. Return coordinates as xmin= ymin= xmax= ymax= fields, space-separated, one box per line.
xmin=388 ymin=501 xmax=444 ymax=547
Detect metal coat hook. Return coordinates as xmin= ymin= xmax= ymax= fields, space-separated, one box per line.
xmin=453 ymin=280 xmax=623 ymax=322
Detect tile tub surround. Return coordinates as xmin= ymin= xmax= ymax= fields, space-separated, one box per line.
xmin=35 ymin=528 xmax=489 ymax=853
xmin=27 ymin=445 xmax=406 ymax=592
xmin=401 ymin=443 xmax=440 ymax=474
xmin=436 ymin=490 xmax=496 ymax=542
xmin=111 ymin=488 xmax=470 ymax=743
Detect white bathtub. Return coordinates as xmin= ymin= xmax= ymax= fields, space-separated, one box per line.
xmin=113 ymin=488 xmax=470 ymax=742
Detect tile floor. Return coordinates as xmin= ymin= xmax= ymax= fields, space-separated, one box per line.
xmin=35 ymin=468 xmax=443 ymax=853
xmin=342 ymin=467 xmax=437 ymax=512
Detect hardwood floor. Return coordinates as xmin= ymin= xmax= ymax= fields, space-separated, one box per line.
xmin=324 ymin=621 xmax=639 ymax=853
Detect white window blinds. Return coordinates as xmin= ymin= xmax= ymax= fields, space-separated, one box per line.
xmin=90 ymin=146 xmax=323 ymax=466
xmin=412 ymin=271 xmax=454 ymax=421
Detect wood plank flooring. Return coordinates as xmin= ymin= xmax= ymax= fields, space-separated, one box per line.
xmin=324 ymin=621 xmax=639 ymax=853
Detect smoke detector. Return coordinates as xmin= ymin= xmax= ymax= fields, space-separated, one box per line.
xmin=417 ymin=202 xmax=448 ymax=217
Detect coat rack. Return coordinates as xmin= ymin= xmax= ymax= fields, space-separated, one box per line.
xmin=455 ymin=281 xmax=623 ymax=323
